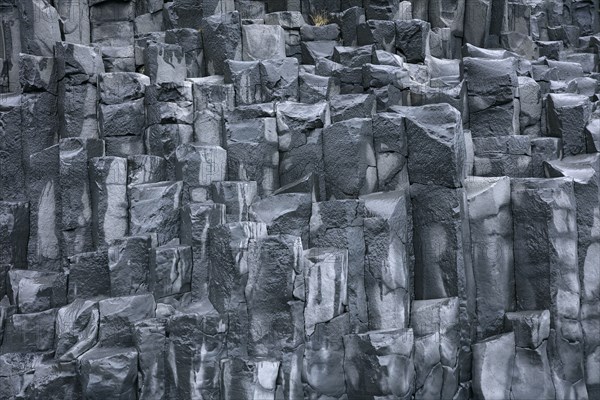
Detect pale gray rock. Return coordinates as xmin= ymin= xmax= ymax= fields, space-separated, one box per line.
xmin=145 ymin=42 xmax=186 ymax=84
xmin=322 ymin=118 xmax=377 ymax=199
xmin=19 ymin=359 xmax=82 ymax=399
xmin=180 ymin=202 xmax=226 ymax=300
xmin=358 ymin=20 xmax=396 ymax=52
xmin=329 ymin=93 xmax=376 ymax=122
xmin=394 ymin=103 xmax=466 ymax=188
xmin=300 ymin=23 xmax=340 ymax=41
xmin=98 ymin=293 xmax=156 ymax=347
xmin=108 ymin=235 xmax=153 ymax=297
xmin=531 ymin=137 xmax=562 ymax=177
xmin=8 ymin=269 xmax=66 ymax=314
xmin=333 ymin=45 xmax=374 ymax=68
xmin=18 ymin=0 xmax=61 ymax=57
xmin=310 ymin=199 xmax=367 ymax=331
xmin=505 ymin=310 xmax=551 ymax=349
xmin=67 ymin=251 xmax=110 ymax=301
xmin=165 ymin=28 xmax=205 ymax=78
xmin=472 ymin=332 xmax=516 ymax=400
xmin=0 ymin=96 xmax=26 ymax=201
xmin=189 ymin=75 xmax=235 ymax=114
xmin=55 ymin=299 xmax=99 ymax=361
xmin=465 ymin=177 xmax=514 ymax=340
xmin=144 ymin=124 xmax=194 ymax=178
xmin=56 ymin=0 xmax=90 ymax=44
xmin=19 ymin=54 xmax=57 ymax=94
xmin=89 ymin=157 xmax=128 ymax=250
xmin=202 ymin=11 xmax=242 ymax=75
xmin=301 ymin=40 xmax=337 ymax=64
xmin=98 ymin=72 xmax=150 ymax=105
xmin=242 ymin=24 xmax=287 ymax=61
xmin=99 ymin=99 xmax=146 ymax=137
xmin=518 ymin=76 xmax=543 ymax=136
xmin=303 ymin=248 xmax=348 ymax=336
xmin=79 ymin=347 xmax=138 ymax=400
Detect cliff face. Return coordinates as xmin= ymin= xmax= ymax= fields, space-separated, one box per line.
xmin=0 ymin=0 xmax=599 ymax=399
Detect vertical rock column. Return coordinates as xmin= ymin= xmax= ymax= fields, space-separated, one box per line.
xmin=545 ymin=154 xmax=600 ymax=398
xmin=310 ymin=200 xmax=367 ymax=332
xmin=0 ymin=201 xmax=29 ymax=295
xmin=511 ymin=177 xmax=588 ymax=398
xmin=465 ymin=176 xmax=515 ymax=340
xmin=98 ymin=72 xmax=149 ymax=157
xmin=56 ymin=42 xmax=104 ymax=140
xmin=189 ymin=75 xmax=235 ymax=146
xmin=0 ymin=94 xmax=25 ymax=201
xmin=59 ymin=137 xmax=104 ymax=258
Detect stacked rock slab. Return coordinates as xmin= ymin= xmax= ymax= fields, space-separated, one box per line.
xmin=0 ymin=0 xmax=599 ymax=398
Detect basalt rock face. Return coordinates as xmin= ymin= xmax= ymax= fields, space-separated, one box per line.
xmin=0 ymin=0 xmax=598 ymax=399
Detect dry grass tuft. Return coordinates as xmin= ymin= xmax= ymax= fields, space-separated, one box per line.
xmin=310 ymin=10 xmax=330 ymax=26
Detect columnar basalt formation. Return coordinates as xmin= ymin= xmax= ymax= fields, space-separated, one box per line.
xmin=0 ymin=0 xmax=599 ymax=399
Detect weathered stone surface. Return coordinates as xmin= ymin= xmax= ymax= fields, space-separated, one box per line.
xmin=303 ymin=248 xmax=347 ymax=336
xmin=224 ymin=60 xmax=263 ymax=105
xmin=202 ymin=11 xmax=242 ymax=75
xmin=211 ymin=181 xmax=258 ymax=222
xmin=89 ymin=157 xmax=128 ymax=250
xmin=129 ymin=181 xmax=183 ymax=245
xmin=127 ymin=155 xmax=167 ymax=186
xmin=395 ymin=19 xmax=430 ymax=63
xmin=134 ymin=318 xmax=167 ymax=400
xmin=55 ymin=299 xmax=99 ymax=361
xmin=1 ymin=308 xmax=56 ymax=353
xmin=166 ymin=302 xmax=228 ymax=399
xmin=8 ymin=269 xmax=66 ymax=314
xmin=0 ymin=202 xmax=29 ymax=269
xmin=322 ymin=118 xmax=377 ymax=199
xmin=165 ymin=28 xmax=205 ymax=77
xmin=259 ymin=57 xmax=299 ymax=102
xmin=411 ymin=297 xmax=460 ymax=400
xmin=145 ymin=42 xmax=186 ymax=84
xmin=98 ymin=293 xmax=156 ymax=347
xmin=0 ymin=96 xmax=26 ymax=201
xmin=220 ymin=357 xmax=280 ymax=400
xmin=175 ymin=143 xmax=227 ymax=202
xmin=344 ymin=328 xmax=415 ymax=399
xmin=372 ymin=112 xmax=408 ymax=191
xmin=511 ymin=178 xmax=587 ymax=397
xmin=310 ymin=200 xmax=367 ymax=331
xmin=472 ymin=332 xmax=516 ymax=400
xmin=79 ymin=347 xmax=138 ymax=400
xmin=246 ymin=235 xmax=304 ymax=355
xmin=108 ymin=235 xmax=153 ymax=297
xmin=546 ymin=93 xmax=592 ymax=157
xmin=18 ymin=0 xmax=61 ymax=57
xmin=67 ymin=251 xmax=110 ymax=301
xmin=242 ymin=24 xmax=287 ymax=61
xmin=465 ymin=177 xmax=514 ymax=340
xmin=395 ymin=103 xmax=466 ymax=188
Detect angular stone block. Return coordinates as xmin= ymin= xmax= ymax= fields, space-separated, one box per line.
xmin=395 ymin=103 xmax=466 ymax=188
xmin=546 ymin=93 xmax=592 ymax=157
xmin=224 ymin=60 xmax=263 ymax=105
xmin=358 ymin=19 xmax=396 ymax=52
xmin=175 ymin=143 xmax=227 ymax=202
xmin=154 ymin=244 xmax=192 ymax=298
xmin=343 ymin=328 xmax=415 ymax=399
xmin=8 ymin=269 xmax=66 ymax=314
xmin=220 ymin=357 xmax=279 ymax=400
xmin=395 ymin=19 xmax=430 ymax=63
xmin=145 ymin=42 xmax=186 ymax=84
xmin=472 ymin=332 xmax=516 ymax=400
xmin=99 ymin=99 xmax=146 ymax=137
xmin=55 ymin=299 xmax=99 ymax=361
xmin=18 ymin=0 xmax=61 ymax=57
xmin=165 ymin=28 xmax=204 ymax=78
xmin=134 ymin=318 xmax=167 ymax=400
xmin=372 ymin=112 xmax=408 ymax=191
xmin=79 ymin=347 xmax=138 ymax=400
xmin=67 ymin=251 xmax=110 ymax=301
xmin=98 ymin=293 xmax=156 ymax=346
xmin=144 ymin=124 xmax=194 ymax=178
xmin=329 ymin=93 xmax=376 ymax=122
xmin=108 ymin=235 xmax=153 ymax=297
xmin=98 ymin=72 xmax=150 ymax=105
xmin=127 ymin=155 xmax=167 ymax=186
xmin=1 ymin=309 xmax=56 ymax=353
xmin=211 ymin=181 xmax=258 ymax=222
xmin=259 ymin=57 xmax=299 ymax=102
xmin=322 ymin=118 xmax=377 ymax=199
xmin=19 ymin=53 xmax=57 ymax=94
xmin=242 ymin=24 xmax=286 ymax=61
xmin=0 ymin=96 xmax=26 ymax=201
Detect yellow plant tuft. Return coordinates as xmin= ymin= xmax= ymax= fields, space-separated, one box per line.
xmin=310 ymin=10 xmax=330 ymax=27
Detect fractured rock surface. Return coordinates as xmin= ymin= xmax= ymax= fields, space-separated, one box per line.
xmin=0 ymin=0 xmax=599 ymax=398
